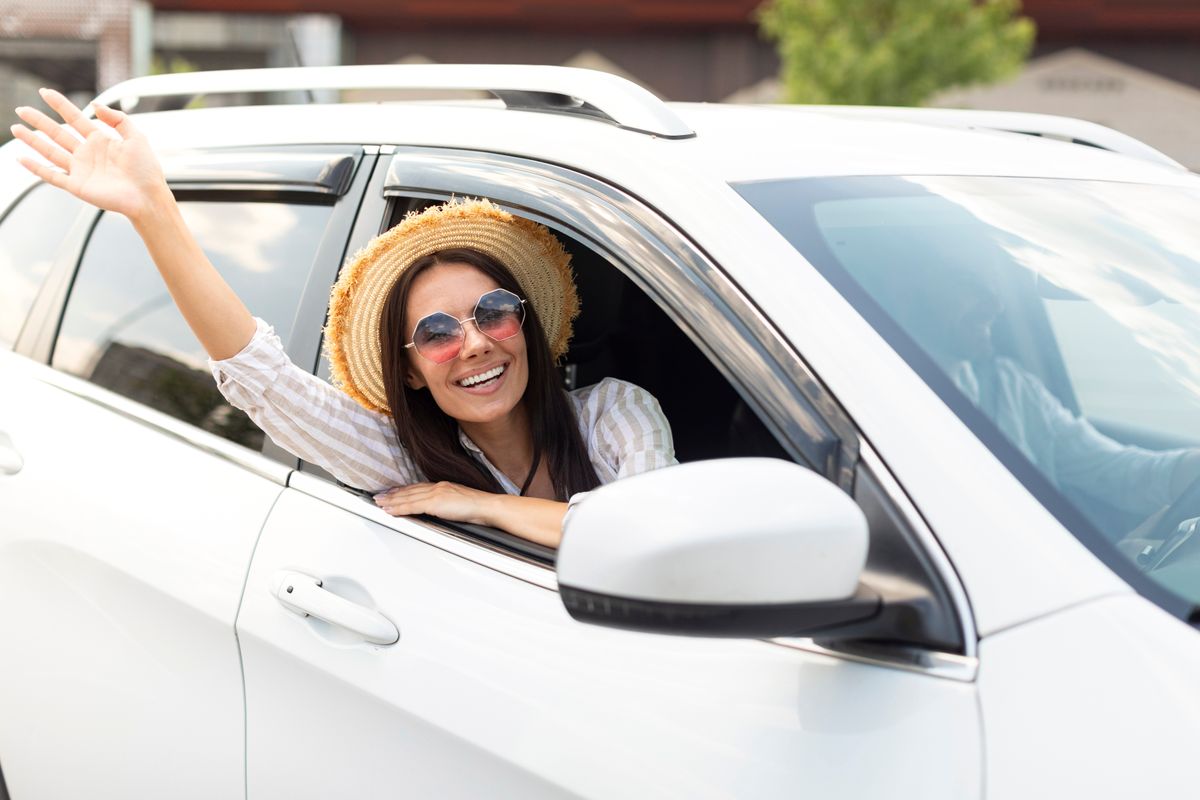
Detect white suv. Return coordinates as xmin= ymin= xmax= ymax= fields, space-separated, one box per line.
xmin=2 ymin=65 xmax=1199 ymax=799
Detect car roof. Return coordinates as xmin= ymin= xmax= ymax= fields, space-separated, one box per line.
xmin=5 ymin=97 xmax=1195 ymax=211
xmin=109 ymin=99 xmax=1199 ymax=189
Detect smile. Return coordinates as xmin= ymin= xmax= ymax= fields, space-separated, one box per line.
xmin=457 ymin=364 xmax=507 ymax=387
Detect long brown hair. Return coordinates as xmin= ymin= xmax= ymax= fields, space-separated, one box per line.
xmin=379 ymin=248 xmax=600 ymax=499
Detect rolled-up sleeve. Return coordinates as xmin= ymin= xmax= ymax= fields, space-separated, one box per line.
xmin=209 ymin=317 xmax=419 ymax=491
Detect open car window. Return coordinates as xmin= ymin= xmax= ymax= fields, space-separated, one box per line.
xmin=301 ymin=192 xmax=791 ymax=564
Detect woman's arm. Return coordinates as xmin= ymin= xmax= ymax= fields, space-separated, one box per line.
xmin=373 ymin=483 xmax=568 ymax=548
xmin=12 ymin=89 xmax=255 ymax=359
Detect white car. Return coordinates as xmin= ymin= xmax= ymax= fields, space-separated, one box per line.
xmin=2 ymin=65 xmax=1199 ymax=799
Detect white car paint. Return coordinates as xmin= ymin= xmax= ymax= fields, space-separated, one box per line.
xmin=237 ymin=473 xmax=981 ymax=799
xmin=978 ymin=593 xmax=1200 ymax=797
xmin=0 ymin=352 xmax=285 ymax=799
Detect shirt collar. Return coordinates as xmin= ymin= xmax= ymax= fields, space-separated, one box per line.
xmin=458 ymin=428 xmax=521 ymax=494
xmin=458 ymin=427 xmax=484 ymax=454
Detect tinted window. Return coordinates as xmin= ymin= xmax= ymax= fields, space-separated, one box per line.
xmin=53 ymin=200 xmax=331 ymax=449
xmin=0 ymin=183 xmax=88 ymax=346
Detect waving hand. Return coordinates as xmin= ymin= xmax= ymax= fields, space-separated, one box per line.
xmin=11 ymin=88 xmax=166 ymax=222
xmin=9 ymin=87 xmax=255 ymax=359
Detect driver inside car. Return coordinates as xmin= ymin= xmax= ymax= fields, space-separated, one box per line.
xmin=890 ymin=254 xmax=1200 ymax=535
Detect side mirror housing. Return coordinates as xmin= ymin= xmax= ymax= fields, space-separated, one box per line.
xmin=558 ymin=459 xmax=879 ymax=638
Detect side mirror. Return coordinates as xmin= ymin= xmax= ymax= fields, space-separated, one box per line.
xmin=557 ymin=459 xmax=879 ymax=638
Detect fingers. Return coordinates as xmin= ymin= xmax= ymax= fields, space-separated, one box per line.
xmin=374 ymin=484 xmax=435 ymax=515
xmin=373 ymin=482 xmax=487 ymax=525
xmin=92 ymin=102 xmax=139 ymax=139
xmin=374 ymin=483 xmax=459 ymax=516
xmin=38 ymin=87 xmax=98 ymax=138
xmin=13 ymin=106 xmax=83 ymax=156
xmin=9 ymin=123 xmax=72 ymax=171
xmin=15 ymin=156 xmax=69 ymax=190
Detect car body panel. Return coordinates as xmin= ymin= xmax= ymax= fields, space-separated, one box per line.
xmin=0 ymin=351 xmax=285 ymax=798
xmin=977 ymin=593 xmax=1200 ymax=798
xmin=237 ymin=476 xmax=983 ymax=799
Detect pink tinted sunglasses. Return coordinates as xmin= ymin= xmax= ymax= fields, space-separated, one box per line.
xmin=405 ymin=288 xmax=527 ymax=364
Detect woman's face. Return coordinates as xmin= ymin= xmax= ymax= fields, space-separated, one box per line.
xmin=403 ymin=261 xmax=530 ymax=426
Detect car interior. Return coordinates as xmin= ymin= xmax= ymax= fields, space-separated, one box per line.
xmin=821 ymin=215 xmax=1189 ymax=540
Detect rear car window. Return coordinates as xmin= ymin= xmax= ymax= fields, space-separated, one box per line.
xmin=52 ymin=200 xmax=330 ymax=449
xmin=0 ymin=183 xmax=88 ymax=347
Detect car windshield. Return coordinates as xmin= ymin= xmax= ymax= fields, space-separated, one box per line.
xmin=738 ymin=175 xmax=1200 ymax=613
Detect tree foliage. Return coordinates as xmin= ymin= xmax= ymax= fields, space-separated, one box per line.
xmin=758 ymin=0 xmax=1036 ymax=106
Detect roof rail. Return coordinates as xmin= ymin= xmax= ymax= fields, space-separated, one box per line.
xmin=92 ymin=64 xmax=695 ymax=140
xmin=806 ymin=106 xmax=1183 ymax=170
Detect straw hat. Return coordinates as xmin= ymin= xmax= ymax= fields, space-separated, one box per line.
xmin=325 ymin=198 xmax=579 ymax=413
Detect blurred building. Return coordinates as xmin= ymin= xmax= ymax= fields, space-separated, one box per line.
xmin=0 ymin=0 xmax=145 ymax=125
xmin=140 ymin=0 xmax=772 ymax=102
xmin=6 ymin=1 xmax=1200 ymax=97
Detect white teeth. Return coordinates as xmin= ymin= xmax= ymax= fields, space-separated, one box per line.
xmin=458 ymin=365 xmax=505 ymax=387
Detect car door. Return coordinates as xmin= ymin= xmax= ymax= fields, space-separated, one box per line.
xmin=235 ymin=149 xmax=982 ymax=798
xmin=0 ymin=146 xmax=371 ymax=800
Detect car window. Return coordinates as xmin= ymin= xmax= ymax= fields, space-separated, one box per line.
xmin=1044 ymin=297 xmax=1200 ymax=442
xmin=52 ymin=200 xmax=331 ymax=449
xmin=303 ymin=193 xmax=791 ymax=551
xmin=739 ymin=174 xmax=1200 ymax=612
xmin=0 ymin=183 xmax=88 ymax=347
xmin=313 ymin=194 xmax=793 ymax=467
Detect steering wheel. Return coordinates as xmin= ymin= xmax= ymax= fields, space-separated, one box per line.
xmin=1136 ymin=470 xmax=1200 ymax=572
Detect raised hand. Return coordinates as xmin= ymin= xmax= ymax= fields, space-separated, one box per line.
xmin=12 ymin=87 xmax=256 ymax=359
xmin=10 ymin=88 xmax=167 ymax=222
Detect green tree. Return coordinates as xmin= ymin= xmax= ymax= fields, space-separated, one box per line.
xmin=758 ymin=0 xmax=1036 ymax=106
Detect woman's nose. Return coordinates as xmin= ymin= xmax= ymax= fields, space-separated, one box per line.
xmin=457 ymin=319 xmax=493 ymax=359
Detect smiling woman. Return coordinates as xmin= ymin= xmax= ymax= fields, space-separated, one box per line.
xmin=10 ymin=88 xmax=676 ymax=547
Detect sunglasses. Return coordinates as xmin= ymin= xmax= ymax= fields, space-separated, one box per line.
xmin=405 ymin=288 xmax=527 ymax=364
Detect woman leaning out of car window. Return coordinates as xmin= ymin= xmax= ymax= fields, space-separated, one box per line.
xmin=10 ymin=88 xmax=676 ymax=548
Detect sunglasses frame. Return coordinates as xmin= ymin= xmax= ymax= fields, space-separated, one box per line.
xmin=404 ymin=288 xmax=528 ymax=364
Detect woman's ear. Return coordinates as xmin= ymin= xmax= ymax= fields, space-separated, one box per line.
xmin=405 ymin=368 xmax=427 ymax=390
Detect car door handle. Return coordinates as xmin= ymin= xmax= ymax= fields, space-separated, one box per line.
xmin=0 ymin=431 xmax=23 ymax=475
xmin=272 ymin=571 xmax=399 ymax=645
